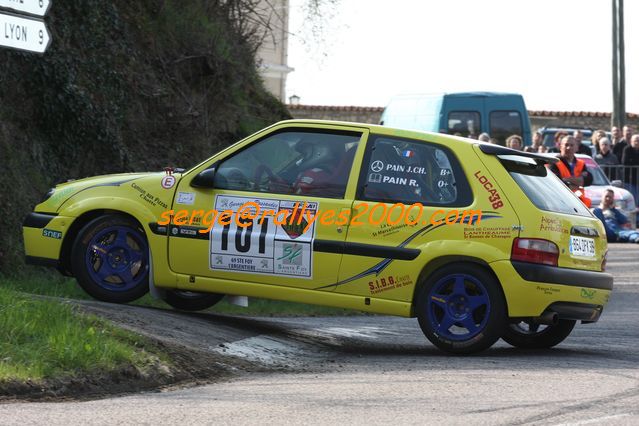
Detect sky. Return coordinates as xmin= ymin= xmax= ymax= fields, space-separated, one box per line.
xmin=286 ymin=0 xmax=638 ymax=113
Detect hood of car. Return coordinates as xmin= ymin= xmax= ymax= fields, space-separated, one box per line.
xmin=37 ymin=172 xmax=161 ymax=212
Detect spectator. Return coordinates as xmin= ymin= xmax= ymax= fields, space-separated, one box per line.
xmin=489 ymin=137 xmax=500 ymax=145
xmin=595 ymin=138 xmax=619 ymax=181
xmin=595 ymin=138 xmax=618 ymax=165
xmin=621 ymin=134 xmax=639 ymax=201
xmin=592 ymin=189 xmax=639 ymax=242
xmin=525 ymin=131 xmax=546 ymax=153
xmin=547 ymin=131 xmax=568 ymax=153
xmin=506 ymin=134 xmax=523 ymax=150
xmin=548 ymin=135 xmax=593 ymax=206
xmin=611 ymin=126 xmax=627 ymax=162
xmin=591 ymin=129 xmax=607 ymax=154
xmin=478 ymin=132 xmax=491 ymax=143
xmin=623 ymin=125 xmax=634 ymax=143
xmin=573 ymin=130 xmax=592 ymax=156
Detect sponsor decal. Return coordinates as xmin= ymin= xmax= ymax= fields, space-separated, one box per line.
xmin=131 ymin=183 xmax=168 ymax=209
xmin=536 ymin=285 xmax=560 ymax=295
xmin=540 ymin=216 xmax=568 ymax=234
xmin=210 ymin=195 xmax=317 ymax=278
xmin=48 ymin=186 xmax=75 ymax=204
xmin=368 ymin=173 xmax=382 ymax=183
xmin=42 ymin=228 xmax=62 ymax=239
xmin=368 ymin=274 xmax=413 ymax=295
xmin=161 ymin=175 xmax=176 ymax=189
xmin=177 ymin=191 xmax=196 ymax=205
xmin=581 ymin=288 xmax=596 ymax=300
xmin=370 ymin=160 xmax=384 ymax=172
xmin=473 ymin=170 xmax=504 ymax=209
xmin=463 ymin=226 xmax=513 ymax=239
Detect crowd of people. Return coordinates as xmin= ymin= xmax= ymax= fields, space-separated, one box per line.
xmin=476 ymin=125 xmax=639 ymax=242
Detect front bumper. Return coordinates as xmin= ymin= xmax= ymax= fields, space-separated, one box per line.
xmin=22 ymin=212 xmax=71 ymax=266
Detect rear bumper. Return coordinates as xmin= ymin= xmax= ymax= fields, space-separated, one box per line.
xmin=490 ymin=260 xmax=612 ymax=318
xmin=511 ymin=261 xmax=613 ymax=291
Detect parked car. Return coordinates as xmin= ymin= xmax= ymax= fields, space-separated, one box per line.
xmin=23 ymin=120 xmax=612 ymax=354
xmin=579 ymin=155 xmax=637 ymax=226
xmin=380 ymin=92 xmax=532 ymax=147
xmin=538 ymin=127 xmax=596 ymax=156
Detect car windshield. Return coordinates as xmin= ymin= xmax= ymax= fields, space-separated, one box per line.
xmin=586 ymin=163 xmax=610 ymax=186
xmin=499 ymin=157 xmax=592 ymax=217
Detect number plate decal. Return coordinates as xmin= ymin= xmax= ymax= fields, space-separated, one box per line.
xmin=209 ymin=195 xmax=318 ymax=278
xmin=569 ymin=236 xmax=595 ymax=258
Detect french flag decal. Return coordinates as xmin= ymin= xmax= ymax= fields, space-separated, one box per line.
xmin=402 ymin=150 xmax=414 ymax=158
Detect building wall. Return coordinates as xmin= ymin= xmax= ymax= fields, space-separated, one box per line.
xmin=287 ymin=104 xmax=639 ymax=131
xmin=255 ymin=0 xmax=293 ymax=101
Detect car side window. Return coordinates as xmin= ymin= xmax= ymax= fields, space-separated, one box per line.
xmin=360 ymin=135 xmax=472 ymax=206
xmin=214 ymin=129 xmax=361 ymax=199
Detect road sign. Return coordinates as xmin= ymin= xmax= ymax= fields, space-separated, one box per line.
xmin=0 ymin=0 xmax=50 ymax=17
xmin=0 ymin=12 xmax=50 ymax=53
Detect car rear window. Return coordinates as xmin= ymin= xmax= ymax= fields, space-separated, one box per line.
xmin=499 ymin=156 xmax=592 ymax=217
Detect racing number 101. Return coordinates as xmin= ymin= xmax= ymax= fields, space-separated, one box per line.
xmin=221 ymin=217 xmax=269 ymax=254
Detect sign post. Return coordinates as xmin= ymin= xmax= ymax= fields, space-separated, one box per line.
xmin=0 ymin=0 xmax=51 ymax=17
xmin=0 ymin=12 xmax=50 ymax=53
xmin=0 ymin=0 xmax=51 ymax=54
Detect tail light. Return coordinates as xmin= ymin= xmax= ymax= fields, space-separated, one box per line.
xmin=511 ymin=238 xmax=559 ymax=266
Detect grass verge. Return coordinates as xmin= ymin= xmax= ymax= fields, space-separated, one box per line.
xmin=0 ymin=286 xmax=167 ymax=382
xmin=2 ymin=269 xmax=364 ymax=316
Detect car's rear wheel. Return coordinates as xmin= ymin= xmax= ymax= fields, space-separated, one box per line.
xmin=502 ymin=320 xmax=576 ymax=349
xmin=416 ymin=264 xmax=506 ymax=354
xmin=71 ymin=214 xmax=149 ymax=303
xmin=163 ymin=290 xmax=224 ymax=311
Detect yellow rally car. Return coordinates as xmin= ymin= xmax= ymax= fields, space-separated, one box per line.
xmin=23 ymin=120 xmax=612 ymax=354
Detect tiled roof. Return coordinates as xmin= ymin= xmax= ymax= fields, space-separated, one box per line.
xmin=528 ymin=110 xmax=639 ymax=118
xmin=287 ymin=104 xmax=384 ymax=112
xmin=287 ymin=104 xmax=638 ymax=117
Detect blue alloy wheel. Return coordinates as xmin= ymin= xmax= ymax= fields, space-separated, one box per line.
xmin=85 ymin=225 xmax=148 ymax=292
xmin=72 ymin=215 xmax=150 ymax=303
xmin=427 ymin=273 xmax=490 ymax=341
xmin=416 ymin=263 xmax=505 ymax=354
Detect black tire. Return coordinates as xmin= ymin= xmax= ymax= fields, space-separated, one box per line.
xmin=502 ymin=320 xmax=576 ymax=349
xmin=416 ymin=263 xmax=506 ymax=354
xmin=164 ymin=290 xmax=224 ymax=311
xmin=71 ymin=214 xmax=149 ymax=303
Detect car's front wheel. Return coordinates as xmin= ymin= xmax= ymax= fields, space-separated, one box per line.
xmin=71 ymin=214 xmax=149 ymax=303
xmin=416 ymin=264 xmax=506 ymax=354
xmin=163 ymin=290 xmax=224 ymax=311
xmin=502 ymin=320 xmax=576 ymax=349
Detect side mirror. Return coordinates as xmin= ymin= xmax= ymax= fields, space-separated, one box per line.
xmin=611 ymin=180 xmax=623 ymax=188
xmin=190 ymin=164 xmax=218 ymax=188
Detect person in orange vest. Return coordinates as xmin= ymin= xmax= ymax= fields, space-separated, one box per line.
xmin=549 ymin=135 xmax=593 ymax=207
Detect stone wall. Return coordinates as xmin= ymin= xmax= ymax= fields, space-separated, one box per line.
xmin=287 ymin=104 xmax=639 ymax=131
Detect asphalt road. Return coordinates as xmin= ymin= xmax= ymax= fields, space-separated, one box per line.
xmin=1 ymin=244 xmax=638 ymax=425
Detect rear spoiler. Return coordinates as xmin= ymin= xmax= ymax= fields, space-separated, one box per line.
xmin=477 ymin=144 xmax=558 ymax=164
